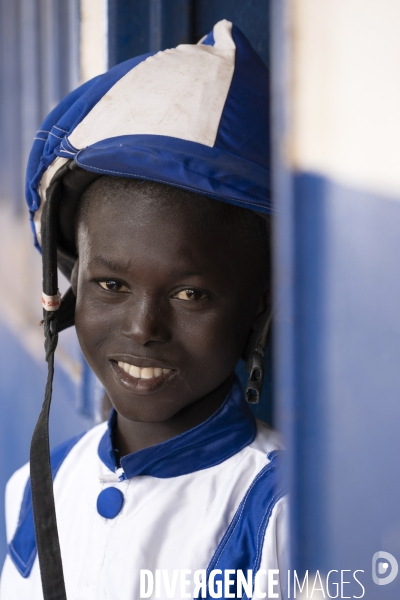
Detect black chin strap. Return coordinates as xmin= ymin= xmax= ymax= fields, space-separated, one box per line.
xmin=30 ymin=169 xmax=68 ymax=599
xmin=30 ymin=315 xmax=67 ymax=599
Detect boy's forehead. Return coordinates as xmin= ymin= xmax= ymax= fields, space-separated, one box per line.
xmin=81 ymin=176 xmax=226 ymax=214
xmin=77 ymin=177 xmax=266 ymax=279
xmin=79 ymin=179 xmax=228 ymax=251
xmin=79 ymin=176 xmax=246 ymax=236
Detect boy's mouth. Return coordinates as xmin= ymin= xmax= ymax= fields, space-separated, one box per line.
xmin=109 ymin=358 xmax=177 ymax=393
xmin=117 ymin=360 xmax=172 ymax=380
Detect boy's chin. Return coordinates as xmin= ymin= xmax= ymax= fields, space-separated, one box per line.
xmin=107 ymin=394 xmax=202 ymax=425
xmin=102 ymin=371 xmax=195 ymax=424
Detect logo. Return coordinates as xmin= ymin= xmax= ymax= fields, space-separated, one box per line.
xmin=372 ymin=551 xmax=398 ymax=585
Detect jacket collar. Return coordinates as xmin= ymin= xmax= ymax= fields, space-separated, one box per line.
xmin=98 ymin=376 xmax=256 ymax=479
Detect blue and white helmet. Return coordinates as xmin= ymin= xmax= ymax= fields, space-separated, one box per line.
xmin=26 ymin=20 xmax=271 ymax=258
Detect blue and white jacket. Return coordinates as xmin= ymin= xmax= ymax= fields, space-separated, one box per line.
xmin=0 ymin=379 xmax=288 ymax=599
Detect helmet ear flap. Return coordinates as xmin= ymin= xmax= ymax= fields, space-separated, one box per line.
xmin=55 ymin=287 xmax=76 ymax=331
xmin=40 ymin=163 xmax=78 ymax=333
xmin=39 ymin=161 xmax=100 ymax=334
xmin=243 ymin=309 xmax=273 ymax=404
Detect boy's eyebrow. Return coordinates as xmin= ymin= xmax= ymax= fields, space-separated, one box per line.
xmin=93 ymin=254 xmax=131 ymax=273
xmin=92 ymin=255 xmax=202 ymax=279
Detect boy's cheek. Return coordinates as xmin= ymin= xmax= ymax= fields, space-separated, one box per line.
xmin=74 ymin=296 xmax=115 ymax=362
xmin=74 ymin=285 xmax=255 ymax=376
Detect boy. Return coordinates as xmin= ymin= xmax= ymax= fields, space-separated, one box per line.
xmin=0 ymin=20 xmax=287 ymax=599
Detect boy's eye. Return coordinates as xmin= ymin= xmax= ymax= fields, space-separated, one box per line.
xmin=97 ymin=280 xmax=130 ymax=293
xmin=172 ymin=289 xmax=207 ymax=301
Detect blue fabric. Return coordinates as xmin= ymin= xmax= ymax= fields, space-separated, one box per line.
xmin=8 ymin=432 xmax=85 ymax=578
xmin=200 ymin=30 xmax=215 ymax=46
xmin=215 ymin=25 xmax=270 ymax=170
xmin=199 ymin=451 xmax=287 ymax=600
xmin=66 ymin=134 xmax=270 ymax=212
xmin=96 ymin=487 xmax=124 ymax=519
xmin=98 ymin=376 xmax=257 ymax=478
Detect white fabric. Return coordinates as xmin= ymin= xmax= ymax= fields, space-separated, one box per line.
xmin=68 ymin=20 xmax=235 ymax=151
xmin=0 ymin=420 xmax=287 ymax=600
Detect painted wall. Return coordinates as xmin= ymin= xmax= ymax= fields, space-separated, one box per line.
xmin=0 ymin=0 xmax=96 ymax=569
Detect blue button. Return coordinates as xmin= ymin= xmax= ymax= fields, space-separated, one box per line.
xmin=97 ymin=487 xmax=124 ymax=519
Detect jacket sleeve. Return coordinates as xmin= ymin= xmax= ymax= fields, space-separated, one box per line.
xmin=0 ymin=463 xmax=30 ymax=598
xmin=4 ymin=463 xmax=30 ymax=544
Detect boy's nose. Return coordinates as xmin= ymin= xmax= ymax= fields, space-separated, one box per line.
xmin=121 ymin=295 xmax=171 ymax=346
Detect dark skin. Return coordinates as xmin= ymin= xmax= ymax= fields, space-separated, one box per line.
xmin=72 ymin=179 xmax=269 ymax=456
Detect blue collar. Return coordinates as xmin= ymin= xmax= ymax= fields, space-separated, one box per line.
xmin=98 ymin=377 xmax=256 ymax=478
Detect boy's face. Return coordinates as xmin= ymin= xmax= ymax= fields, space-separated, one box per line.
xmin=74 ymin=184 xmax=267 ymax=424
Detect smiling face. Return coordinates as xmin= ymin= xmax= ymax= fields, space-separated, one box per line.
xmin=73 ymin=177 xmax=269 ymax=427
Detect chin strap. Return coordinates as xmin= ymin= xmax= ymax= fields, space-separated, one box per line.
xmin=30 ymin=169 xmax=68 ymax=600
xmin=245 ymin=309 xmax=273 ymax=404
xmin=30 ymin=314 xmax=67 ymax=600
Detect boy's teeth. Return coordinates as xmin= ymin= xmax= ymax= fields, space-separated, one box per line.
xmin=141 ymin=367 xmax=154 ymax=379
xmin=129 ymin=365 xmax=141 ymax=378
xmin=117 ymin=361 xmax=171 ymax=379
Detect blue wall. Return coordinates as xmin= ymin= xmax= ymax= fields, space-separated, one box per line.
xmin=0 ymin=0 xmax=87 ymax=569
xmin=0 ymin=323 xmax=91 ymax=568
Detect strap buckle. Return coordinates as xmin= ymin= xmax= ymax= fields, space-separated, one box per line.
xmin=245 ymin=350 xmax=264 ymax=404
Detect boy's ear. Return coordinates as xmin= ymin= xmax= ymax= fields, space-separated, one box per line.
xmin=70 ymin=260 xmax=79 ymax=296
